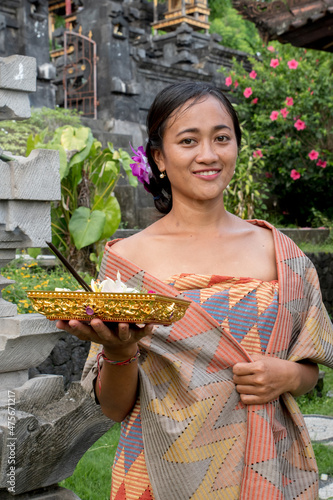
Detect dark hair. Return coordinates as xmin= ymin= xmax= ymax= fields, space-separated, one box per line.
xmin=144 ymin=81 xmax=242 ymax=214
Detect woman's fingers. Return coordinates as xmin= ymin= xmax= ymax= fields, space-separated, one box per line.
xmin=56 ymin=318 xmax=155 ymax=347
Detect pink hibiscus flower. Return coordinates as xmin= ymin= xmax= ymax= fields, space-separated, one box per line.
xmin=270 ymin=59 xmax=279 ymax=68
xmin=267 ymin=46 xmax=275 ymax=52
xmin=308 ymin=150 xmax=319 ymax=160
xmin=130 ymin=144 xmax=152 ymax=186
xmin=288 ymin=59 xmax=299 ymax=69
xmin=317 ymin=159 xmax=327 ymax=168
xmin=270 ymin=111 xmax=279 ymax=121
xmin=225 ymin=76 xmax=232 ymax=87
xmin=234 ymin=80 xmax=239 ymax=88
xmin=253 ymin=149 xmax=263 ymax=158
xmin=285 ymin=97 xmax=294 ymax=106
xmin=249 ymin=70 xmax=257 ymax=79
xmin=290 ymin=169 xmax=301 ymax=180
xmin=251 ymin=97 xmax=258 ymax=104
xmin=294 ymin=119 xmax=306 ymax=131
xmin=280 ymin=108 xmax=289 ymax=118
xmin=243 ymin=87 xmax=253 ymax=98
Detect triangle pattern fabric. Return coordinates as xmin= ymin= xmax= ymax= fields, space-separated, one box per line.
xmin=82 ymin=221 xmax=333 ymax=500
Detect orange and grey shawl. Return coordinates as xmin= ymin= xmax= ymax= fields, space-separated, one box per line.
xmin=82 ymin=221 xmax=333 ymax=499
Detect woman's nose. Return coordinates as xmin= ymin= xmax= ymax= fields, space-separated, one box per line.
xmin=196 ymin=141 xmax=219 ymax=163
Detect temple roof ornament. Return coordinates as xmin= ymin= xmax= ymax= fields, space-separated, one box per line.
xmin=233 ymin=0 xmax=333 ymax=52
xmin=152 ymin=0 xmax=210 ymax=33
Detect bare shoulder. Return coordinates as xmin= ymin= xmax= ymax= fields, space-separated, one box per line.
xmin=110 ymin=223 xmax=162 ymax=267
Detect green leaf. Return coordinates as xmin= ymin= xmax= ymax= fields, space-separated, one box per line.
xmin=69 ymin=130 xmax=94 ymax=168
xmin=26 ymin=134 xmax=39 ymax=156
xmin=119 ymin=149 xmax=138 ymax=187
xmin=93 ymin=195 xmax=121 ymax=239
xmin=61 ymin=126 xmax=90 ymax=151
xmin=69 ymin=207 xmax=106 ymax=250
xmin=27 ymin=247 xmax=41 ymax=259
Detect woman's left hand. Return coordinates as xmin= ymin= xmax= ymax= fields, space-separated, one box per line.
xmin=232 ymin=354 xmax=319 ymax=405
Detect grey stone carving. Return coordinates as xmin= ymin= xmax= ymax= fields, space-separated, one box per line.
xmin=0 ymin=54 xmax=112 ymax=499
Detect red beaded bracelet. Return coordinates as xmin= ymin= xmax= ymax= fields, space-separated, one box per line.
xmin=98 ymin=348 xmax=141 ymax=366
xmin=96 ymin=348 xmax=140 ymax=390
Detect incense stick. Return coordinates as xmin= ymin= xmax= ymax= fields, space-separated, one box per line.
xmin=46 ymin=241 xmax=93 ymax=292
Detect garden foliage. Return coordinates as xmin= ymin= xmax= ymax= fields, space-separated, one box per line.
xmin=209 ymin=0 xmax=261 ymax=54
xmin=224 ymin=129 xmax=269 ymax=220
xmin=27 ymin=126 xmax=137 ymax=272
xmin=0 ymin=107 xmax=82 ymax=156
xmin=222 ymin=43 xmax=333 ymax=226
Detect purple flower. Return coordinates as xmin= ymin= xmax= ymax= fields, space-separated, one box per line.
xmin=130 ymin=144 xmax=152 ymax=185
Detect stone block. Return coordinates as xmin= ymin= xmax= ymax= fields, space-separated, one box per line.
xmin=0 ymin=297 xmax=17 ymax=317
xmin=38 ymin=63 xmax=56 ymax=81
xmin=0 ymin=89 xmax=31 ymax=120
xmin=0 ymin=201 xmax=52 ymax=247
xmin=0 ymin=149 xmax=61 ymax=201
xmin=111 ymin=76 xmax=126 ymax=93
xmin=0 ymin=55 xmax=36 ymax=92
xmin=0 ymin=369 xmax=29 ymax=391
xmin=0 ymin=314 xmax=63 ymax=372
xmin=0 ymin=161 xmax=10 ymax=198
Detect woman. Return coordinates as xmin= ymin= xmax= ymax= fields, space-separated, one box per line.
xmin=57 ymin=82 xmax=333 ymax=499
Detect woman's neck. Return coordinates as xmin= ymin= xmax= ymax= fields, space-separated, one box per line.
xmin=161 ymin=197 xmax=232 ymax=236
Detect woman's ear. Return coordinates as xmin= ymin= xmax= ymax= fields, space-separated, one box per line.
xmin=152 ymin=148 xmax=165 ymax=172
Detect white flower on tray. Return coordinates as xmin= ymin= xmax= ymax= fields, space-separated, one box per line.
xmin=91 ymin=271 xmax=139 ymax=294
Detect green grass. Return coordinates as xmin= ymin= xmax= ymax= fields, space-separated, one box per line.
xmin=1 ymin=257 xmax=92 ymax=314
xmin=60 ymin=424 xmax=121 ymax=499
xmin=296 ymin=365 xmax=333 ymax=416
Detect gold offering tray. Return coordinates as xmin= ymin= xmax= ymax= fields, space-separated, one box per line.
xmin=27 ymin=291 xmax=190 ymax=325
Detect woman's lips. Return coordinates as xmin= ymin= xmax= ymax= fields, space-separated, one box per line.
xmin=192 ymin=169 xmax=221 ymax=178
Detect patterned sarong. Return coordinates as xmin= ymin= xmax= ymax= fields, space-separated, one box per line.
xmin=82 ymin=220 xmax=333 ymax=499
xmin=111 ymin=276 xmax=279 ymax=499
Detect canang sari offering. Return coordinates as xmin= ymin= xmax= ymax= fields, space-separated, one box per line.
xmin=82 ymin=221 xmax=333 ymax=500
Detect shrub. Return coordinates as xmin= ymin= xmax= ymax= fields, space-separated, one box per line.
xmin=222 ymin=43 xmax=333 ymax=226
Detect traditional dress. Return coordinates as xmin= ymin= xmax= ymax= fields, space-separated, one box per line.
xmin=82 ymin=221 xmax=333 ymax=500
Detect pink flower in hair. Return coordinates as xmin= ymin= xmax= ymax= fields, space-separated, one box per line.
xmin=130 ymin=144 xmax=152 ymax=185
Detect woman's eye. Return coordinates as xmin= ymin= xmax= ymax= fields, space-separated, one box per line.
xmin=181 ymin=138 xmax=195 ymax=145
xmin=216 ymin=135 xmax=228 ymax=142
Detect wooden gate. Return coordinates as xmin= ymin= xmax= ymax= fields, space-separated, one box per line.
xmin=63 ymin=29 xmax=97 ymax=119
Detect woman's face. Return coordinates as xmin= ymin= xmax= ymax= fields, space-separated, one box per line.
xmin=153 ymin=95 xmax=238 ymax=207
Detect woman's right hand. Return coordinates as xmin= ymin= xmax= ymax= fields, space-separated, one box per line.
xmin=56 ymin=318 xmax=155 ymax=358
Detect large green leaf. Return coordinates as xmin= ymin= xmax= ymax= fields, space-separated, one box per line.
xmin=69 ymin=207 xmax=106 ymax=250
xmin=93 ymin=195 xmax=121 ymax=239
xmin=61 ymin=126 xmax=90 ymax=151
xmin=69 ymin=130 xmax=94 ymax=169
xmin=119 ymin=149 xmax=138 ymax=187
